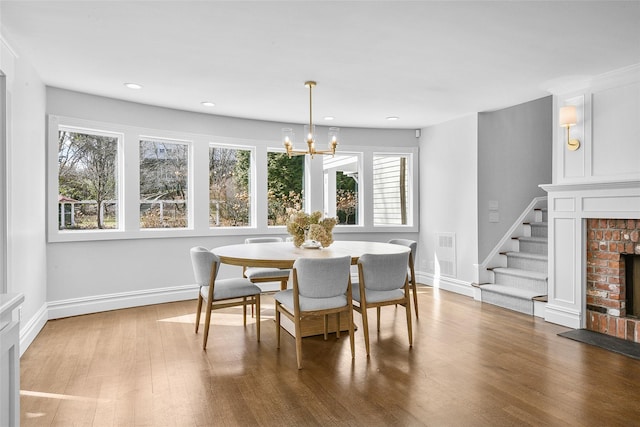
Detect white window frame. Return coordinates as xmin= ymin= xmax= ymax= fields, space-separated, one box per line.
xmin=49 ymin=119 xmax=125 ymax=239
xmin=47 ymin=115 xmax=418 ymax=242
xmin=208 ymin=142 xmax=256 ymax=229
xmin=266 ymin=147 xmax=307 ymax=229
xmin=322 ymin=151 xmax=363 ymax=227
xmin=138 ymin=135 xmax=193 ymax=231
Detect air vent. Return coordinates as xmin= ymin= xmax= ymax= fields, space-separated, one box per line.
xmin=435 ymin=232 xmax=457 ymax=278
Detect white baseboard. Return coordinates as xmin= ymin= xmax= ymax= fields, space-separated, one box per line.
xmin=47 ymin=284 xmax=199 ymax=320
xmin=533 ymin=300 xmax=546 ymax=318
xmin=19 ymin=302 xmax=48 ymax=357
xmin=544 ymin=304 xmax=582 ymax=329
xmin=416 ymin=271 xmax=474 ymax=297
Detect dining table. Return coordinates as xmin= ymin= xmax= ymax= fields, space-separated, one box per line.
xmin=214 ymin=239 xmax=410 ymax=269
xmin=213 ymin=240 xmax=411 ymax=338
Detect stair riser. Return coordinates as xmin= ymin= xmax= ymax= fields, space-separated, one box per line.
xmin=481 ymin=290 xmax=534 ymax=315
xmin=519 ymin=240 xmax=548 ymax=255
xmin=529 ymin=224 xmax=548 ymax=238
xmin=493 ymin=272 xmax=547 ymax=294
xmin=507 ymin=256 xmax=548 ymax=274
xmin=534 ymin=209 xmax=548 ymax=223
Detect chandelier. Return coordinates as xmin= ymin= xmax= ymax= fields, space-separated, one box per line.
xmin=282 ymin=81 xmax=339 ymax=158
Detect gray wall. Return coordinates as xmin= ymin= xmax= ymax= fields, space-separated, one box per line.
xmin=477 ymin=96 xmax=551 ymax=261
xmin=45 ymin=88 xmax=419 ymax=316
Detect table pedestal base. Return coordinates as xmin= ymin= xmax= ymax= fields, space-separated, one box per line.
xmin=279 ymin=311 xmax=354 ymax=338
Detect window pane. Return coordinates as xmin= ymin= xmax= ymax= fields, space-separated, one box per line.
xmin=267 ymin=152 xmax=304 ymax=226
xmin=139 ymin=139 xmax=188 ymax=228
xmin=323 ymin=154 xmax=359 ymax=225
xmin=58 ymin=129 xmax=119 ymax=230
xmin=373 ymin=155 xmax=410 ymax=225
xmin=209 ymin=146 xmax=251 ymax=227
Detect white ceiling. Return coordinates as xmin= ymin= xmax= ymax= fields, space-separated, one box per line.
xmin=1 ymin=1 xmax=639 ymax=129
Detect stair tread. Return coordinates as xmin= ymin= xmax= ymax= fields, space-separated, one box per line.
xmin=504 ymin=251 xmax=547 ymax=260
xmin=516 ymin=236 xmax=548 ymax=243
xmin=492 ymin=267 xmax=548 ymax=280
xmin=524 ymin=221 xmax=548 ymax=226
xmin=480 ymin=284 xmax=546 ymax=299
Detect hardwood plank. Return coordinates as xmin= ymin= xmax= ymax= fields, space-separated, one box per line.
xmin=20 ymin=286 xmax=640 ymax=426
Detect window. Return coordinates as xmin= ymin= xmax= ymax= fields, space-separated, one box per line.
xmin=139 ymin=139 xmax=189 ymax=228
xmin=323 ymin=154 xmax=360 ymax=225
xmin=209 ymin=145 xmax=252 ymax=227
xmin=58 ymin=127 xmax=120 ymax=230
xmin=373 ymin=154 xmax=411 ymax=226
xmin=49 ymin=116 xmax=418 ymax=242
xmin=267 ymin=151 xmax=304 ymax=226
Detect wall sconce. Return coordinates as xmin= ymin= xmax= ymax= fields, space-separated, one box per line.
xmin=559 ymin=105 xmax=580 ymax=151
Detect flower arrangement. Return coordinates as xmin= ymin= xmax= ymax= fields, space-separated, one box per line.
xmin=286 ymin=210 xmax=337 ymax=248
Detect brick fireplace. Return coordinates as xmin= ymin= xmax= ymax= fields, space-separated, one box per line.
xmin=586 ymin=219 xmax=640 ymax=343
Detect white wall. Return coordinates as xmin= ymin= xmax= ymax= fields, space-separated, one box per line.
xmin=418 ymin=114 xmax=478 ymax=295
xmin=0 ymin=36 xmax=48 ymax=353
xmin=477 ymin=96 xmax=552 ymax=261
xmin=45 ymin=88 xmax=419 ymax=320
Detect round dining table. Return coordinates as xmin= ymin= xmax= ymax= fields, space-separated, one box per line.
xmin=214 ymin=240 xmax=410 ymax=269
xmin=213 ymin=240 xmax=411 ymax=338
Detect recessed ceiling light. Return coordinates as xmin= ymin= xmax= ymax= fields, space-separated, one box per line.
xmin=124 ymin=82 xmax=142 ymax=90
xmin=386 ymin=116 xmax=399 ymax=121
xmin=201 ymin=101 xmax=216 ymax=107
xmin=323 ymin=116 xmax=335 ymax=121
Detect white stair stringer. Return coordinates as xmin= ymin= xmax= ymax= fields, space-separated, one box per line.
xmin=478 ymin=197 xmax=548 ymax=316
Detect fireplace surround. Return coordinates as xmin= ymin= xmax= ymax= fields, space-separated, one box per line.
xmin=542 ymin=180 xmax=640 ymax=339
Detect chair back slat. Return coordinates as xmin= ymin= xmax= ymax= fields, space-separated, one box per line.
xmin=358 ymin=252 xmax=409 ymax=291
xmin=190 ymin=247 xmax=218 ymax=286
xmin=293 ymin=256 xmax=351 ymax=298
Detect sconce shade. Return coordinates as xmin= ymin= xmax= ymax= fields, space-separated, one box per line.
xmin=559 ymin=105 xmax=577 ymax=127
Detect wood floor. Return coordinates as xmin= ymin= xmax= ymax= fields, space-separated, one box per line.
xmin=20 ymin=287 xmax=640 ymax=426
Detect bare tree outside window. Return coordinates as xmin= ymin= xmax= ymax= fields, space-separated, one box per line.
xmin=139 ymin=139 xmax=188 ymax=228
xmin=58 ymin=129 xmax=118 ymax=230
xmin=209 ymin=146 xmax=251 ymax=227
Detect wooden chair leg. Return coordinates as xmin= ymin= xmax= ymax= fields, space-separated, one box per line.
xmin=243 ymin=297 xmax=247 ymax=326
xmin=202 ymin=300 xmax=213 ymax=350
xmin=348 ymin=308 xmax=355 ymax=359
xmin=255 ymin=295 xmax=260 ymax=342
xmin=361 ymin=307 xmax=371 ymax=357
xmin=405 ymin=300 xmax=413 ymax=347
xmin=195 ymin=294 xmax=203 ymax=333
xmin=275 ymin=303 xmax=281 ymax=349
xmin=376 ymin=307 xmax=381 ymax=331
xmin=323 ymin=315 xmax=328 ymax=341
xmin=294 ymin=315 xmax=303 ymax=369
xmin=336 ymin=313 xmax=341 ymax=339
xmin=412 ymin=281 xmax=419 ymax=319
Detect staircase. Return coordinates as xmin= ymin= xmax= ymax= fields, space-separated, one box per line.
xmin=478 ymin=200 xmax=548 ymax=316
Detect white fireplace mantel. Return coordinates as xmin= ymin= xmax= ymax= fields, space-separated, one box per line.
xmin=541 ymin=180 xmax=640 ymax=329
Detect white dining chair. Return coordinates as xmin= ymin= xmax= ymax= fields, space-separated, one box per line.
xmin=274 ymin=255 xmax=355 ymax=369
xmin=190 ymin=246 xmax=261 ymax=349
xmin=243 ymin=237 xmax=291 ymax=292
xmin=353 ymin=251 xmax=412 ymax=356
xmin=388 ymin=239 xmax=419 ymax=318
